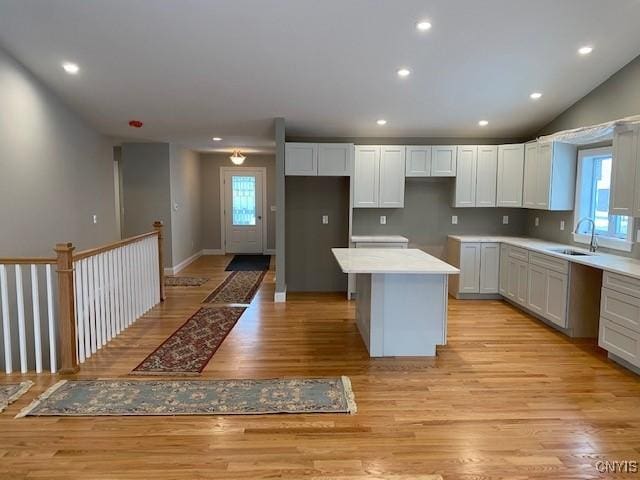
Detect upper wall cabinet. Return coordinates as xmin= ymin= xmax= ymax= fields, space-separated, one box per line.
xmin=454 ymin=145 xmax=498 ymax=208
xmin=405 ymin=146 xmax=432 ymax=177
xmin=432 ymin=146 xmax=457 ymax=176
xmin=476 ymin=145 xmax=498 ymax=207
xmin=610 ymin=125 xmax=640 ymax=216
xmin=353 ymin=145 xmax=405 ymax=208
xmin=523 ymin=141 xmax=577 ymax=211
xmin=496 ymin=144 xmax=525 ymax=207
xmin=285 ymin=142 xmax=353 ymax=176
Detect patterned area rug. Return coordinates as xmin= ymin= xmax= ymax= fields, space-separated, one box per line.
xmin=17 ymin=377 xmax=356 ymax=417
xmin=203 ymin=270 xmax=267 ymax=304
xmin=165 ymin=276 xmax=209 ymax=287
xmin=0 ymin=381 xmax=33 ymax=413
xmin=132 ymin=306 xmax=246 ymax=375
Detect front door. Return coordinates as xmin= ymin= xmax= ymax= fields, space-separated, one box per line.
xmin=223 ymin=169 xmax=264 ymax=253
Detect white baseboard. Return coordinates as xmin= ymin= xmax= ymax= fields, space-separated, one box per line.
xmin=274 ymin=289 xmax=286 ymax=303
xmin=264 ymin=249 xmax=276 ymax=255
xmin=202 ymin=249 xmax=225 ymax=255
xmin=164 ymin=250 xmax=203 ymax=276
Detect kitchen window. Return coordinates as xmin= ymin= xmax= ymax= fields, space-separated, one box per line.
xmin=574 ymin=146 xmax=633 ymax=251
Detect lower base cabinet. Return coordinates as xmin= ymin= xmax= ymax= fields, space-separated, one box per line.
xmin=448 ymin=240 xmax=500 ymax=296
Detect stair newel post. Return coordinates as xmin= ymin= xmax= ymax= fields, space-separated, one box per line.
xmin=154 ymin=221 xmax=165 ymax=301
xmin=55 ymin=242 xmax=79 ymax=374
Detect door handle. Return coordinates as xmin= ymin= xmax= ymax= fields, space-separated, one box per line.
xmin=258 ymin=215 xmax=262 ymax=220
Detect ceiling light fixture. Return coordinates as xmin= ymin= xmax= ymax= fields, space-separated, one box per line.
xmin=230 ymin=150 xmax=245 ymax=165
xmin=530 ymin=92 xmax=543 ymax=100
xmin=397 ymin=68 xmax=411 ymax=77
xmin=478 ymin=120 xmax=489 ymax=127
xmin=416 ymin=20 xmax=432 ymax=31
xmin=376 ymin=119 xmax=387 ymax=126
xmin=578 ymin=45 xmax=593 ymax=55
xmin=62 ymin=62 xmax=79 ymax=74
xmin=212 ymin=137 xmax=222 ymax=141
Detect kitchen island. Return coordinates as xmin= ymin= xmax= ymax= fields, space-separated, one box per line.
xmin=332 ymin=248 xmax=459 ymax=357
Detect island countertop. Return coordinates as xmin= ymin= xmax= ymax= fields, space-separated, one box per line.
xmin=332 ymin=248 xmax=460 ymax=275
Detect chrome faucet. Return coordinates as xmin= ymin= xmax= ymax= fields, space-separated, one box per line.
xmin=574 ymin=217 xmax=598 ymax=252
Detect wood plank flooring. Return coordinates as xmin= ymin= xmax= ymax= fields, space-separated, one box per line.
xmin=1 ymin=254 xmax=639 ymax=479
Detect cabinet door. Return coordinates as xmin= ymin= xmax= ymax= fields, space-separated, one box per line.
xmin=317 ymin=143 xmax=353 ymax=176
xmin=507 ymin=258 xmax=519 ymax=300
xmin=405 ymin=146 xmax=431 ymax=177
xmin=379 ymin=146 xmax=406 ymax=208
xmin=432 ymin=146 xmax=457 ymax=177
xmin=545 ymin=271 xmax=568 ymax=327
xmin=523 ymin=142 xmax=538 ymax=208
xmin=497 ymin=144 xmax=525 ymax=207
xmin=454 ymin=146 xmax=477 ymax=207
xmin=499 ymin=245 xmax=509 ymax=295
xmin=480 ymin=243 xmax=500 ymax=293
xmin=459 ymin=243 xmax=481 ymax=293
xmin=611 ymin=127 xmax=638 ymax=216
xmin=353 ymin=146 xmax=380 ymax=208
xmin=476 ymin=146 xmax=498 ymax=207
xmin=527 ymin=264 xmax=547 ymax=314
xmin=516 ymin=260 xmax=529 ymax=306
xmin=285 ymin=143 xmax=318 ymax=176
xmin=536 ymin=143 xmax=553 ymax=209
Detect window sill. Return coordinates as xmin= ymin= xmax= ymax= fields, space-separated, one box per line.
xmin=572 ymin=233 xmax=634 ymax=252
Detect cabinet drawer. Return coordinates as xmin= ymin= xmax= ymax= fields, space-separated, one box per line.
xmin=603 ymin=271 xmax=640 ymax=298
xmin=601 ymin=288 xmax=640 ymax=333
xmin=354 ymin=242 xmax=407 ymax=249
xmin=508 ymin=246 xmax=529 ymax=262
xmin=529 ymin=252 xmax=569 ymax=274
xmin=599 ymin=317 xmax=640 ymax=367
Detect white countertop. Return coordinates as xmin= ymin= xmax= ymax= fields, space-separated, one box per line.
xmin=332 ymin=248 xmax=460 ymax=274
xmin=449 ymin=235 xmax=640 ymax=280
xmin=351 ymin=235 xmax=409 ymax=243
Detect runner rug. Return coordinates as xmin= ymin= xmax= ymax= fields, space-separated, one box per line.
xmin=17 ymin=377 xmax=357 ymax=417
xmin=203 ymin=270 xmax=267 ymax=304
xmin=165 ymin=276 xmax=209 ymax=287
xmin=0 ymin=381 xmax=33 ymax=413
xmin=131 ymin=306 xmax=246 ymax=375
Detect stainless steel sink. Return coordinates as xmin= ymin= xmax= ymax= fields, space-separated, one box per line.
xmin=546 ymin=248 xmax=592 ymax=256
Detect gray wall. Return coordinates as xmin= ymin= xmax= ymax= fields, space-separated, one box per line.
xmin=0 ymin=47 xmax=118 ymax=256
xmin=286 ymin=177 xmax=349 ymax=292
xmin=170 ymin=145 xmax=202 ymax=266
xmin=200 ymin=153 xmax=276 ymax=251
xmin=121 ymin=143 xmax=173 ymax=267
xmin=353 ymin=178 xmax=527 ymax=259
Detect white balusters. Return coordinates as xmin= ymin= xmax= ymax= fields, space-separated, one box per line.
xmin=15 ymin=265 xmax=27 ymax=374
xmin=30 ymin=265 xmax=43 ymax=373
xmin=46 ymin=264 xmax=57 ymax=373
xmin=1 ymin=265 xmax=12 ymax=374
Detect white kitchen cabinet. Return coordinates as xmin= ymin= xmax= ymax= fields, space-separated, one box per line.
xmin=405 ymin=146 xmax=432 ymax=177
xmin=499 ymin=244 xmax=508 ymax=295
xmin=459 ymin=242 xmax=481 ymax=293
xmin=522 ymin=141 xmax=577 ymax=210
xmin=432 ymin=146 xmax=457 ymax=177
xmin=546 ymin=270 xmax=568 ymax=327
xmin=507 ymin=257 xmax=528 ymax=306
xmin=353 ymin=146 xmax=405 ymax=208
xmin=479 ymin=243 xmax=500 ymax=293
xmin=285 ymin=143 xmax=317 ymax=175
xmin=527 ymin=264 xmax=547 ymax=315
xmin=317 ymin=143 xmax=353 ymax=176
xmin=476 ymin=146 xmax=498 ymax=207
xmin=454 ymin=146 xmax=477 ymax=207
xmin=496 ymin=144 xmax=525 ymax=207
xmin=379 ymin=146 xmax=406 ymax=208
xmin=610 ymin=125 xmax=640 ymax=216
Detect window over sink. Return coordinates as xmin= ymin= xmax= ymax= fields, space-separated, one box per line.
xmin=574 ymin=146 xmax=633 ymax=251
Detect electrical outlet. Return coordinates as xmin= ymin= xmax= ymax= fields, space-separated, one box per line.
xmin=270 ymin=205 xmax=277 ymax=212
xmin=92 ymin=214 xmax=98 ymax=224
xmin=535 ymin=217 xmax=539 ymax=227
xmin=322 ymin=215 xmax=329 ymax=225
xmin=451 ymin=215 xmax=458 ymax=225
xmin=380 ymin=216 xmax=386 ymax=225
xmin=502 ymin=215 xmax=509 ymax=225
xmin=560 ymin=220 xmax=565 ymax=231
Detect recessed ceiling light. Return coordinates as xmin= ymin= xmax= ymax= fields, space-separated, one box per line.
xmin=530 ymin=92 xmax=543 ymax=100
xmin=212 ymin=137 xmax=222 ymax=141
xmin=478 ymin=120 xmax=489 ymax=127
xmin=62 ymin=62 xmax=79 ymax=74
xmin=376 ymin=119 xmax=387 ymax=126
xmin=416 ymin=20 xmax=432 ymax=31
xmin=397 ymin=68 xmax=411 ymax=77
xmin=578 ymin=46 xmax=593 ymax=55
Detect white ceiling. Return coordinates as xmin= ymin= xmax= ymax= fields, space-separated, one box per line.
xmin=1 ymin=0 xmax=640 ymax=153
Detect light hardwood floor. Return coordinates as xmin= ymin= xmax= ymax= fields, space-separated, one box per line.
xmin=1 ymin=254 xmax=639 ymax=479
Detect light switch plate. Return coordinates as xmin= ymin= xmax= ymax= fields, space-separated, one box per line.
xmin=380 ymin=216 xmax=386 ymax=225
xmin=451 ymin=215 xmax=458 ymax=225
xmin=535 ymin=217 xmax=539 ymax=227
xmin=270 ymin=205 xmax=277 ymax=212
xmin=322 ymin=215 xmax=329 ymax=225
xmin=502 ymin=215 xmax=509 ymax=225
xmin=560 ymin=220 xmax=565 ymax=231
xmin=92 ymin=214 xmax=97 ymax=224
xmin=637 ymin=229 xmax=640 ymax=243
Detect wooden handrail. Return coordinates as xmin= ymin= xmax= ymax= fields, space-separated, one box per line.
xmin=0 ymin=257 xmax=57 ymax=265
xmin=73 ymin=231 xmax=158 ymax=261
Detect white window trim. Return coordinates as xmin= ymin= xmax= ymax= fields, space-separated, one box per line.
xmin=573 ymin=146 xmax=634 ymax=252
